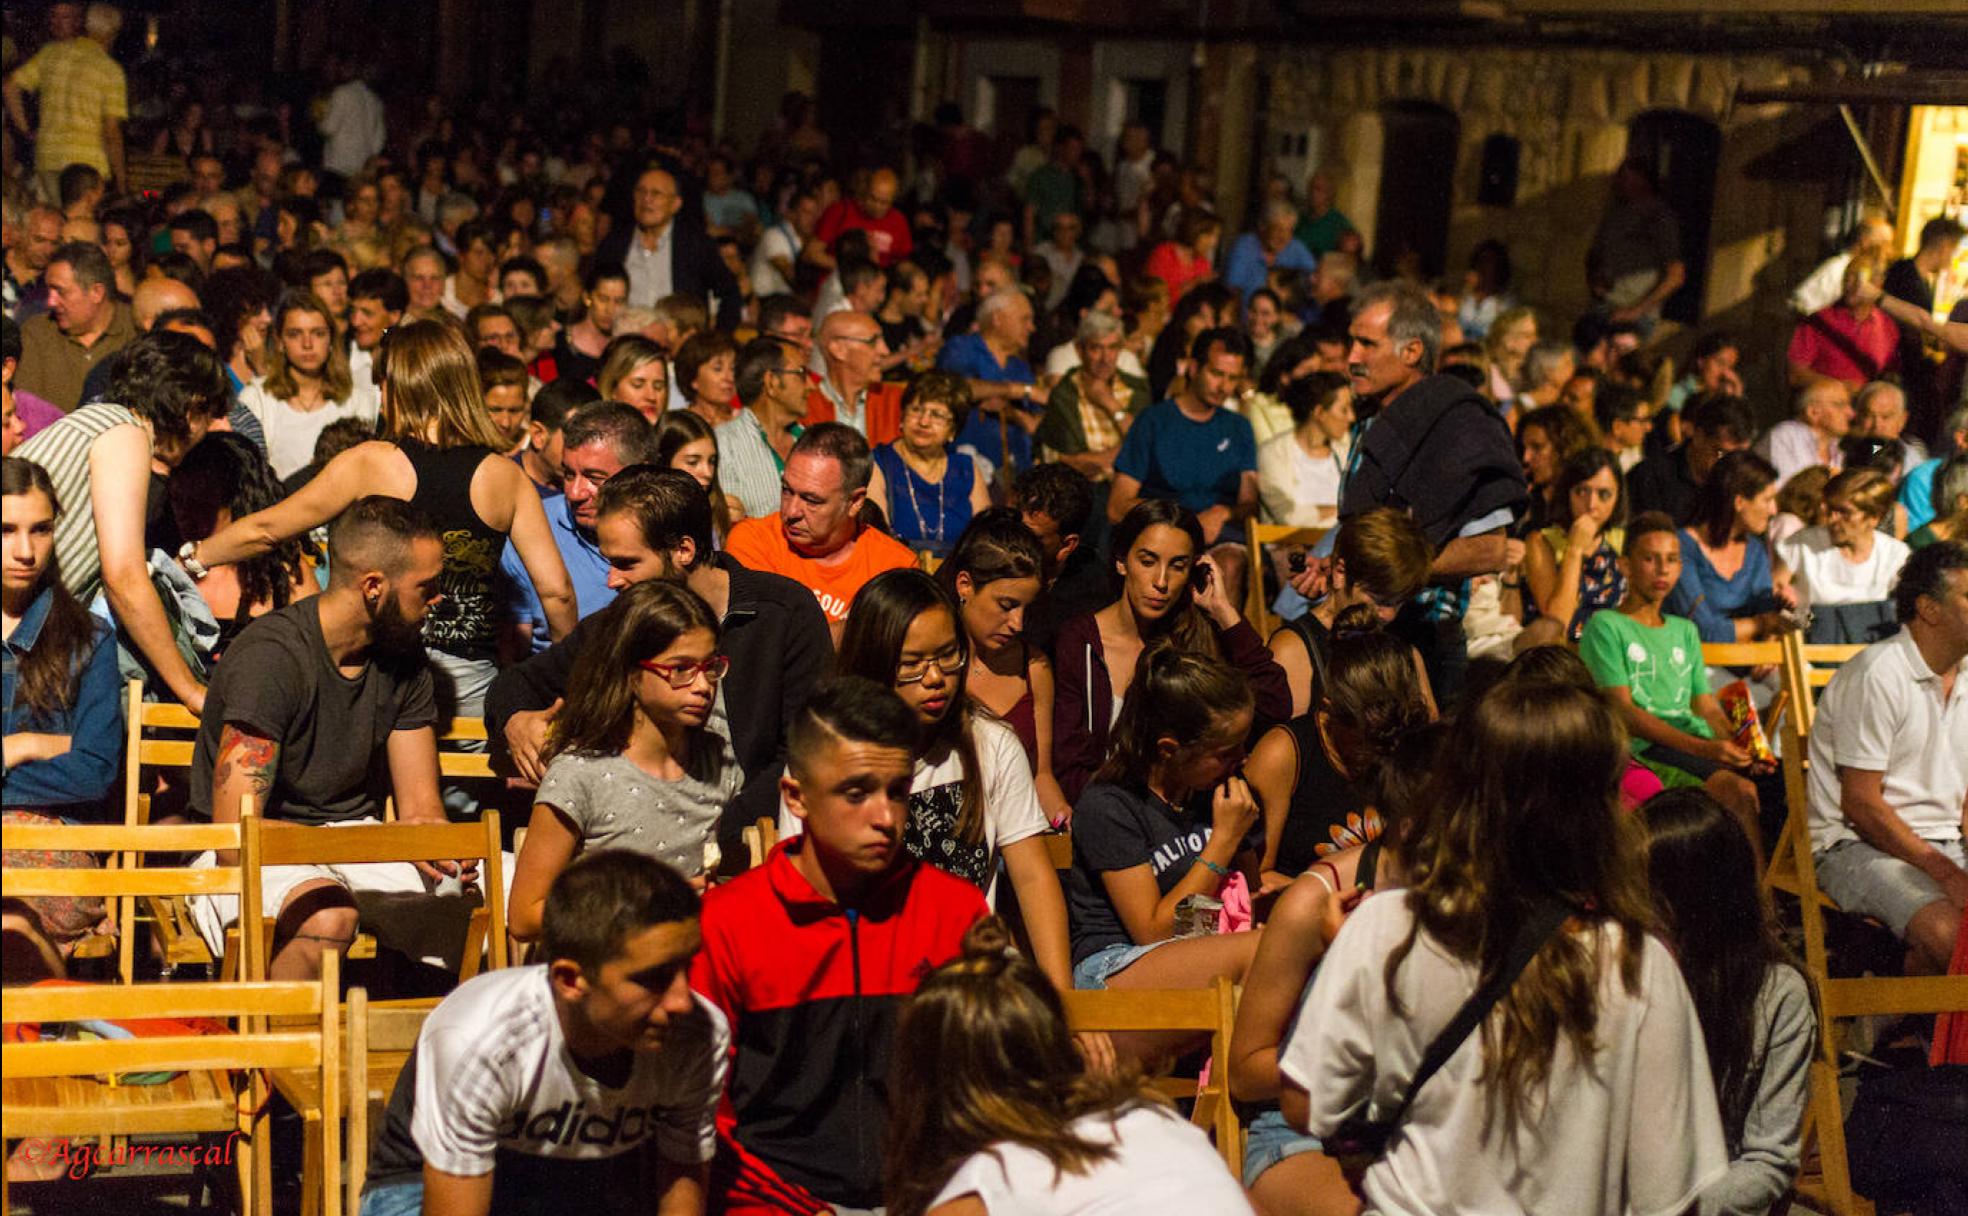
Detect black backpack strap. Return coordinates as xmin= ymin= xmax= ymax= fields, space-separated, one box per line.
xmin=1382 ymin=899 xmax=1573 ymax=1128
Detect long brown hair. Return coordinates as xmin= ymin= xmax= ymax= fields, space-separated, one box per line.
xmin=262 ymin=289 xmax=355 ymax=404
xmin=652 ymin=410 xmax=732 ymax=540
xmin=1390 ymin=679 xmax=1654 ymax=1142
xmin=1094 ymin=645 xmax=1252 ymax=789
xmin=543 ymin=579 xmax=721 ymax=765
xmin=838 ymin=570 xmax=985 ymax=844
xmin=1641 ymin=788 xmax=1810 ymax=1146
xmin=1107 ymin=498 xmax=1220 ymax=661
xmin=1317 ymin=605 xmax=1433 ymax=789
xmin=375 ymin=319 xmax=509 ymax=450
xmin=885 ymin=917 xmax=1163 ymax=1216
xmin=1 ymin=459 xmax=102 ymax=717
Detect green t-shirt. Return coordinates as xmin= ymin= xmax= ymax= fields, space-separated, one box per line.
xmin=1578 ymin=609 xmax=1712 ymax=752
xmin=1294 ymin=207 xmax=1356 ymax=255
xmin=1023 ymin=163 xmax=1082 ymax=233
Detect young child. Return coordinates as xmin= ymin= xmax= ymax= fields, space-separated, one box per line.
xmin=508 ymin=579 xmax=739 ymax=940
xmin=1578 ymin=511 xmax=1775 ymax=844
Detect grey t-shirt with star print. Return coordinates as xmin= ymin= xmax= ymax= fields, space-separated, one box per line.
xmin=535 ymin=730 xmax=740 ymax=878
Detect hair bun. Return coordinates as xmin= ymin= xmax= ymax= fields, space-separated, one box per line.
xmin=960 ymin=915 xmax=1015 ymax=962
xmin=1331 ymin=602 xmax=1384 ymax=639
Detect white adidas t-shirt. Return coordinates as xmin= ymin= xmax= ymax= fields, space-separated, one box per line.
xmin=1279 ymin=893 xmax=1727 ymax=1216
xmin=371 ymin=964 xmax=728 ymax=1192
xmin=929 ymin=1105 xmax=1254 ymax=1214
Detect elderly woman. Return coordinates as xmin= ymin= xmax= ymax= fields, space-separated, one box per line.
xmin=869 ymin=371 xmax=992 ymax=556
xmin=672 ymin=330 xmax=739 ymax=426
xmin=1775 ymin=467 xmax=1910 ymax=614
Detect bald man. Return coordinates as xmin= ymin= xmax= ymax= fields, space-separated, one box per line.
xmin=594 ymin=167 xmax=741 ymax=329
xmin=815 ymin=166 xmax=913 ymax=268
xmin=133 ymin=277 xmax=199 ymax=329
xmin=74 ymin=277 xmax=263 ymax=452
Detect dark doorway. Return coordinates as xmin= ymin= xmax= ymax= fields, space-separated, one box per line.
xmin=1625 ymin=110 xmax=1722 ymax=325
xmin=986 ymin=75 xmax=1043 ymax=172
xmin=1373 ymin=101 xmax=1460 ymax=280
xmin=1123 ymin=78 xmax=1169 ymax=148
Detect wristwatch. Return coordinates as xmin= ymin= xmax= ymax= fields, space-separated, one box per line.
xmin=177 ymin=540 xmax=209 ymax=581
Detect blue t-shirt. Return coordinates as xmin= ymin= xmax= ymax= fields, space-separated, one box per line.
xmin=1663 ymin=529 xmax=1778 ymax=645
xmin=1112 ymin=398 xmax=1257 ymax=515
xmin=938 ymin=331 xmax=1039 ymax=473
xmin=500 ymin=493 xmax=616 ymax=653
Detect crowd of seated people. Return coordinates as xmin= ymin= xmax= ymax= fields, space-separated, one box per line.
xmin=5 ymin=8 xmax=1968 ymax=1211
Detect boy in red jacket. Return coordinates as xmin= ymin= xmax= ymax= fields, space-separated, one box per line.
xmin=691 ymin=678 xmax=988 ymax=1215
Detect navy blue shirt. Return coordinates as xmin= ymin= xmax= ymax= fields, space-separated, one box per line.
xmin=938 ymin=331 xmax=1040 ymax=473
xmin=2 ymin=587 xmax=124 ymax=814
xmin=1113 ymin=398 xmax=1257 ymax=515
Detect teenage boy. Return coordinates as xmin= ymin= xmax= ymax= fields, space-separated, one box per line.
xmin=360 ymin=851 xmax=727 ymax=1216
xmin=690 ymin=678 xmax=988 ymax=1215
xmin=1580 ymin=511 xmax=1777 ymax=838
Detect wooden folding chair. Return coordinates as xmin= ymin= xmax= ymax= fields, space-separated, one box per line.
xmin=235 ymin=799 xmax=506 ymax=1216
xmin=2 ymin=818 xmax=244 ymax=985
xmin=741 ymin=816 xmax=780 ymax=870
xmin=117 ymin=680 xmax=209 ymax=975
xmin=437 ymin=717 xmax=497 ymax=780
xmin=1060 ymin=977 xmax=1241 ymax=1174
xmin=343 ymin=988 xmax=438 ymax=1216
xmin=1244 ymin=520 xmax=1327 ymax=639
xmin=1 ymin=950 xmax=341 ymax=1216
xmin=1764 ymin=632 xmax=1968 ymax=1216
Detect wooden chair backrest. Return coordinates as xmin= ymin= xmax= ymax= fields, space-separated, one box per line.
xmin=119 ymin=682 xmax=220 ymax=973
xmin=237 ymin=799 xmax=507 ymax=981
xmin=1 ymin=820 xmax=242 ymax=983
xmin=741 ymin=816 xmax=780 ymax=870
xmin=1060 ymin=977 xmax=1240 ymax=1172
xmin=2 ymin=951 xmax=341 ymax=1216
xmin=1697 ymin=640 xmax=1785 ymax=669
xmin=437 ymin=718 xmax=496 ymax=779
xmin=1244 ymin=520 xmax=1328 ymax=638
xmin=345 ymin=987 xmax=437 ymax=1215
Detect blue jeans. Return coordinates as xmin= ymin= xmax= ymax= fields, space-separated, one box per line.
xmin=360 ymin=1182 xmax=422 ymax=1216
xmin=1070 ymin=939 xmax=1172 ymax=990
xmin=1242 ymin=1108 xmax=1324 ymax=1188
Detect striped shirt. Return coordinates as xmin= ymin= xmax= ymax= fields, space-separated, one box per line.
xmin=9 ymin=38 xmax=127 ymax=175
xmin=714 ymin=408 xmax=794 ymax=521
xmin=14 ymin=401 xmax=141 ymax=607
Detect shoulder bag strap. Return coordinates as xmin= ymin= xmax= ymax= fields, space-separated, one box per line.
xmin=1382 ymin=899 xmax=1573 ymax=1128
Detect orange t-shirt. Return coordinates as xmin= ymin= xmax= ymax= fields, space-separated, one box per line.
xmin=724 ymin=513 xmax=918 ymax=623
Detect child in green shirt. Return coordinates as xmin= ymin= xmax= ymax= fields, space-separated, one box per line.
xmin=1580 ymin=512 xmax=1770 ymax=835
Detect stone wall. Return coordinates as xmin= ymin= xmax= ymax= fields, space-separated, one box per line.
xmin=1269 ymin=45 xmax=1839 ymax=413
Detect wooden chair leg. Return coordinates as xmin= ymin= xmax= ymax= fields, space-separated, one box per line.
xmin=301 ymin=1109 xmax=324 ymax=1216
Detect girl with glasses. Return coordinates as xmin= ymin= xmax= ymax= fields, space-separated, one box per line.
xmin=835 ymin=568 xmax=1073 ymax=991
xmin=507 ymin=579 xmax=739 ymax=940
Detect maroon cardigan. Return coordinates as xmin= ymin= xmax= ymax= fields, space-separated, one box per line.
xmin=1050 ymin=611 xmax=1292 ymax=804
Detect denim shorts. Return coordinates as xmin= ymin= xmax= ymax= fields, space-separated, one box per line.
xmin=1071 ymin=939 xmax=1173 ymax=990
xmin=1815 ymin=836 xmax=1967 ymax=938
xmin=1242 ymin=1107 xmax=1324 ymax=1189
xmin=359 ymin=1182 xmax=422 ymax=1216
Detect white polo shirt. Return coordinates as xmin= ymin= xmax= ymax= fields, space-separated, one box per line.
xmin=1808 ymin=627 xmax=1968 ymax=853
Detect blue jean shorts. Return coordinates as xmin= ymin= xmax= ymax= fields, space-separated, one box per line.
xmin=1071 ymin=939 xmax=1174 ymax=990
xmin=359 ymin=1182 xmax=422 ymax=1216
xmin=1242 ymin=1107 xmax=1324 ymax=1189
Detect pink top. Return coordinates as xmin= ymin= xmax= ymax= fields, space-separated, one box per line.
xmin=1619 ymin=758 xmax=1665 ymax=811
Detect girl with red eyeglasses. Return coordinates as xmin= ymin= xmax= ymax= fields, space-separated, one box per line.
xmin=507 ymin=579 xmax=739 ymax=941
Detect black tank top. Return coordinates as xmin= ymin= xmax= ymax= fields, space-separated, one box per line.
xmin=1274 ymin=712 xmax=1376 ymax=878
xmin=398 ymin=440 xmax=502 ymax=659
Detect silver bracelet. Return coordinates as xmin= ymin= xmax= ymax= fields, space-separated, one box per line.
xmin=177 ymin=540 xmax=209 ymax=581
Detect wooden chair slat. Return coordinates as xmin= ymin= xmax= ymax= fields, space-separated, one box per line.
xmin=255 ymin=820 xmax=497 ymax=867
xmin=6 ymin=1036 xmax=324 ymax=1077
xmin=1 ymin=867 xmax=244 ymax=898
xmin=1 ymin=822 xmax=238 ymax=852
xmin=4 ymin=979 xmax=322 ymax=1021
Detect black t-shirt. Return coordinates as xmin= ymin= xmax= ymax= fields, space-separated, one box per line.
xmin=188 ymin=599 xmax=438 ymax=824
xmin=1274 ymin=714 xmax=1373 ymax=878
xmin=1066 ymin=781 xmax=1229 ymax=965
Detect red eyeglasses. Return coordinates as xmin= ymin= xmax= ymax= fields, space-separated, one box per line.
xmin=637 ymin=654 xmax=731 ymax=688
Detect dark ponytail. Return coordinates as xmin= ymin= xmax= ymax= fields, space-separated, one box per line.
xmin=1094 ymin=643 xmax=1252 ymax=788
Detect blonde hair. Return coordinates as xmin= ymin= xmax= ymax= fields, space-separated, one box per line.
xmin=377 ymin=320 xmax=508 ymax=450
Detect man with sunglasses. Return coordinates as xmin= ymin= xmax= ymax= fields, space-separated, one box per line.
xmin=486 ymin=469 xmax=830 ymax=869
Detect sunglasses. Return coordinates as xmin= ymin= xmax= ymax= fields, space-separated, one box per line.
xmin=637 ymin=654 xmax=731 ymax=688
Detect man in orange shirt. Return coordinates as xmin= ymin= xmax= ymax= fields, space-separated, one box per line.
xmin=724 ymin=422 xmax=916 ymax=644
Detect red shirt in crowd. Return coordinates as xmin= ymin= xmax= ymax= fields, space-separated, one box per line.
xmin=1786 ymin=304 xmax=1900 ymax=388
xmin=1143 ymin=240 xmax=1214 ymax=301
xmin=815 ymin=197 xmax=913 ymax=267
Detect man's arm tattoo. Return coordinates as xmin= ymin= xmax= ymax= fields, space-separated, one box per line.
xmin=216 ymin=724 xmax=278 ymax=798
